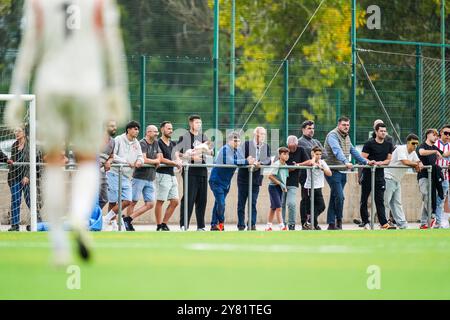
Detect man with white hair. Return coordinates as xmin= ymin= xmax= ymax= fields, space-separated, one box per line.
xmin=237 ymin=127 xmax=272 ymax=230
xmin=5 ymin=0 xmax=129 ymax=264
xmin=281 ymin=135 xmax=311 ymax=230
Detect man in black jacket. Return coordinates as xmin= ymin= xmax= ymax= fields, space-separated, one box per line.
xmin=237 ymin=127 xmax=271 ymax=230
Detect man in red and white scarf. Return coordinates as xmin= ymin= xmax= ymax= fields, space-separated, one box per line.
xmin=435 ymin=124 xmax=450 ymax=228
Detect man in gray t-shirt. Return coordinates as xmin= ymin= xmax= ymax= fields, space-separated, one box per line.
xmin=123 ymin=125 xmax=162 ymax=231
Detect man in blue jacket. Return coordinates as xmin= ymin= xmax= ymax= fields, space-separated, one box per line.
xmin=209 ymin=132 xmax=255 ymax=231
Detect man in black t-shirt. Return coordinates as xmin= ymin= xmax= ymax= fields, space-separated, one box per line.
xmin=175 ymin=115 xmax=213 ymax=231
xmin=281 ymin=136 xmax=311 ymax=230
xmin=417 ymin=128 xmax=450 ymax=228
xmin=154 ymin=121 xmax=183 ymax=231
xmin=360 ymin=123 xmax=394 ymax=229
xmin=123 ymin=125 xmax=162 ymax=231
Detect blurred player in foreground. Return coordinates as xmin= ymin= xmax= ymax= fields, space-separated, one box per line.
xmin=5 ymin=0 xmax=130 ymax=265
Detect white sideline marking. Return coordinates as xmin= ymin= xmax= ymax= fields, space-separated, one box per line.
xmin=0 ymin=241 xmax=365 ymax=253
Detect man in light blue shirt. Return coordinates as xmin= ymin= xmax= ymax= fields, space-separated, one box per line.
xmin=209 ymin=132 xmax=254 ymax=231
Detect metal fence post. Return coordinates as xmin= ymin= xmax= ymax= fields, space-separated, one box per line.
xmin=184 ymin=164 xmax=189 ymax=231
xmin=310 ymin=167 xmax=315 ymax=230
xmin=118 ymin=165 xmax=123 ymax=231
xmin=428 ymin=166 xmax=432 ymax=228
xmin=370 ymin=165 xmax=376 ymax=230
xmin=248 ymin=166 xmax=254 ymax=230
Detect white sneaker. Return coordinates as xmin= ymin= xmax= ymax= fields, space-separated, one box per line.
xmin=364 ymin=223 xmax=371 ymax=230
xmin=102 ymin=216 xmax=111 ymax=231
xmin=111 ymin=220 xmax=119 ymax=231
xmin=197 ymin=228 xmax=206 ymax=231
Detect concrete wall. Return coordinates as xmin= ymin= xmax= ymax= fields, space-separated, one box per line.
xmin=0 ymin=170 xmax=424 ymax=226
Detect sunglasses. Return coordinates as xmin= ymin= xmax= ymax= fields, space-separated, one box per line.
xmin=410 ymin=142 xmax=419 ymax=146
xmin=443 ymin=131 xmax=450 ymax=136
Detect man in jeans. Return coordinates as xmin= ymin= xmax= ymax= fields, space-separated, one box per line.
xmin=324 ymin=116 xmax=373 ymax=230
xmin=435 ymin=124 xmax=450 ymax=228
xmin=417 ymin=129 xmax=450 ymax=229
xmin=103 ymin=121 xmax=144 ymax=231
xmin=237 ymin=127 xmax=272 ymax=230
xmin=124 ymin=125 xmax=162 ymax=231
xmin=209 ymin=132 xmax=254 ymax=231
xmin=384 ymin=134 xmax=423 ymax=229
xmin=281 ymin=135 xmax=310 ymax=230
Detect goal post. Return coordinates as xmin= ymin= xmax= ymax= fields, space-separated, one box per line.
xmin=0 ymin=94 xmax=37 ymax=231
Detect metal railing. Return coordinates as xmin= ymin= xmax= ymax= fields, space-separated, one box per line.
xmin=0 ymin=162 xmax=433 ymax=231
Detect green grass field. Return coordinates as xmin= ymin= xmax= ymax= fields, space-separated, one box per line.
xmin=0 ymin=230 xmax=449 ymax=299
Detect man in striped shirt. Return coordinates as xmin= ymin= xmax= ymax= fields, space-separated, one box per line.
xmin=435 ymin=124 xmax=450 ymax=228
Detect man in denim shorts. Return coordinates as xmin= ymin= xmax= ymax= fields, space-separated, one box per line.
xmin=123 ymin=125 xmax=162 ymax=231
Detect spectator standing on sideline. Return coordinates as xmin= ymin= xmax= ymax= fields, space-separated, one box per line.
xmin=418 ymin=129 xmax=450 ymax=229
xmin=99 ymin=120 xmax=117 ymax=210
xmin=324 ymin=116 xmax=374 ymax=230
xmin=434 ymin=124 xmax=450 ymax=228
xmin=303 ymin=146 xmax=332 ymax=230
xmin=237 ymin=127 xmax=272 ymax=231
xmin=281 ymin=135 xmax=310 ymax=230
xmin=384 ymin=134 xmax=423 ymax=229
xmin=298 ymin=120 xmax=327 ymax=228
xmin=359 ymin=123 xmax=395 ymax=230
xmin=154 ymin=121 xmax=183 ymax=231
xmin=209 ymin=132 xmax=254 ymax=231
xmin=369 ymin=119 xmax=395 ymax=146
xmin=176 ymin=115 xmax=212 ymax=231
xmin=123 ymin=125 xmax=162 ymax=231
xmin=266 ymin=147 xmax=290 ymax=231
xmin=103 ymin=121 xmax=144 ymax=231
xmin=7 ymin=126 xmax=43 ymax=231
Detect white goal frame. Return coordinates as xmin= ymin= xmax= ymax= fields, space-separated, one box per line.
xmin=0 ymin=94 xmax=37 ymax=231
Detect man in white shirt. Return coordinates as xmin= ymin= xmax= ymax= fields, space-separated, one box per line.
xmin=384 ymin=134 xmax=424 ymax=229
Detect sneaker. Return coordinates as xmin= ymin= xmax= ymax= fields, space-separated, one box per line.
xmin=302 ymin=222 xmax=312 ymax=230
xmin=249 ymin=225 xmax=257 ymax=231
xmin=210 ymin=225 xmax=220 ymax=231
xmin=102 ymin=216 xmax=111 ymax=231
xmin=218 ymin=223 xmax=225 ymax=231
xmin=160 ymin=223 xmax=170 ymax=231
xmin=8 ymin=224 xmax=19 ymax=232
xmin=111 ymin=220 xmax=119 ymax=231
xmin=265 ymin=226 xmax=273 ymax=231
xmin=288 ymin=224 xmax=295 ymax=231
xmin=180 ymin=226 xmax=186 ymax=231
xmin=281 ymin=225 xmax=288 ymax=231
xmin=314 ymin=224 xmax=321 ymax=230
xmin=433 ymin=223 xmax=441 ymax=229
xmin=430 ymin=218 xmax=436 ymax=228
xmin=238 ymin=226 xmax=246 ymax=231
xmin=156 ymin=224 xmax=162 ymax=231
xmin=336 ymin=219 xmax=343 ymax=230
xmin=381 ymin=223 xmax=396 ymax=230
xmin=327 ymin=223 xmax=336 ymax=230
xmin=197 ymin=228 xmax=206 ymax=231
xmin=353 ymin=218 xmax=362 ymax=225
xmin=26 ymin=225 xmax=31 ymax=232
xmin=358 ymin=222 xmax=366 ymax=228
xmin=123 ymin=216 xmax=134 ymax=231
xmin=363 ymin=223 xmax=371 ymax=230
xmin=420 ymin=224 xmax=428 ymax=230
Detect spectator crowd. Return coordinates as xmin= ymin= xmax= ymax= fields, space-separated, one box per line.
xmin=2 ymin=115 xmax=450 ymax=231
